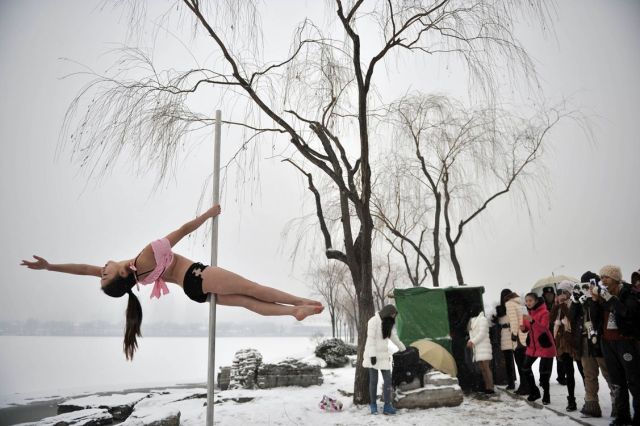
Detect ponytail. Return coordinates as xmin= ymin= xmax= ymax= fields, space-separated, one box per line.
xmin=123 ymin=289 xmax=143 ymax=361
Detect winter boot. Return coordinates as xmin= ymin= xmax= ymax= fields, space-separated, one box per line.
xmin=566 ymin=396 xmax=577 ymax=412
xmin=580 ymin=400 xmax=602 ymax=418
xmin=515 ymin=384 xmax=530 ymax=396
xmin=527 ymin=386 xmax=541 ymax=402
xmin=541 ymin=382 xmax=550 ymax=405
xmin=369 ymin=403 xmax=378 ymax=415
xmin=382 ymin=404 xmax=396 ymax=415
xmin=609 ymin=415 xmax=632 ymax=426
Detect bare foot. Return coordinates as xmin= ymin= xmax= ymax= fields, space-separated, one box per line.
xmin=294 ymin=298 xmax=324 ymax=307
xmin=293 ymin=304 xmax=324 ymax=321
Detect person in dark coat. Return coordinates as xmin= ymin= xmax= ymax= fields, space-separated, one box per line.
xmin=632 ymin=269 xmax=640 ymax=294
xmin=542 ymin=285 xmax=565 ymax=386
xmin=592 ymin=265 xmax=640 ymax=426
xmin=551 ymin=280 xmax=579 ymax=412
xmin=569 ymin=271 xmax=615 ymax=418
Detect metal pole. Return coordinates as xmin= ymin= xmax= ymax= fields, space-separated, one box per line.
xmin=206 ymin=110 xmax=222 ymax=426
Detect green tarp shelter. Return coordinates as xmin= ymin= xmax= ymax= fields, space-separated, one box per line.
xmin=393 ymin=286 xmax=485 ymax=353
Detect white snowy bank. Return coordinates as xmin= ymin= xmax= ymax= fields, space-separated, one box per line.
xmin=16 ymin=365 xmax=616 ymax=426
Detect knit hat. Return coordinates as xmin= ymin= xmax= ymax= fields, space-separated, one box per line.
xmin=580 ymin=270 xmax=600 ymax=284
xmin=379 ymin=304 xmax=398 ymax=319
xmin=542 ymin=286 xmax=555 ymax=294
xmin=599 ymin=265 xmax=622 ymax=283
xmin=631 ymin=269 xmax=640 ymax=284
xmin=557 ymin=280 xmax=574 ymax=294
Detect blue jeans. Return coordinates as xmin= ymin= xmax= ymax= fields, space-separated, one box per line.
xmin=369 ymin=368 xmax=391 ymax=405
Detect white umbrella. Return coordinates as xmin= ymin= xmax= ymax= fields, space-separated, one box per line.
xmin=532 ymin=275 xmax=579 ymax=292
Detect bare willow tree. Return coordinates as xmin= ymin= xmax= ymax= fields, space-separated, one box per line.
xmin=337 ymin=277 xmax=359 ymax=344
xmin=60 ymin=0 xmax=554 ymax=403
xmin=385 ymin=94 xmax=570 ymax=285
xmin=373 ymin=156 xmax=439 ymax=286
xmin=309 ymin=261 xmax=350 ymax=338
xmin=371 ymin=249 xmax=402 ymax=308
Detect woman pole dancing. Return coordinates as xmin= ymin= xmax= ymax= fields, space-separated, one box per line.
xmin=21 ymin=204 xmax=324 ymax=359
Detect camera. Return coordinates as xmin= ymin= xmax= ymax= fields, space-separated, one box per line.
xmin=585 ymin=320 xmax=598 ymax=344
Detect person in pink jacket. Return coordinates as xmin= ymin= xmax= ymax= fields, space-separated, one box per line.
xmin=520 ymin=292 xmax=557 ymax=404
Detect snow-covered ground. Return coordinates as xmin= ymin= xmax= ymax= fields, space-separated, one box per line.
xmin=1 ymin=336 xmax=619 ymax=425
xmin=35 ymin=365 xmax=612 ymax=426
xmin=186 ymin=365 xmax=615 ymax=425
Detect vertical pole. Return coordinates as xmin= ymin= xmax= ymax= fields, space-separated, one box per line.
xmin=206 ymin=110 xmax=222 ymax=426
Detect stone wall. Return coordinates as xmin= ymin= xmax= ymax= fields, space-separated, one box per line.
xmin=219 ymin=349 xmax=323 ymax=390
xmin=257 ymin=358 xmax=323 ymax=389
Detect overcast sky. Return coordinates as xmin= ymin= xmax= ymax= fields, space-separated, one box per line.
xmin=1 ymin=0 xmax=638 ymax=328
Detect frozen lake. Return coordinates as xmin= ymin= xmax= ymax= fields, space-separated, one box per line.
xmin=0 ymin=335 xmax=316 ymax=407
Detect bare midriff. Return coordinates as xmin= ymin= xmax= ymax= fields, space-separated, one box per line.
xmin=162 ymin=253 xmax=195 ymax=288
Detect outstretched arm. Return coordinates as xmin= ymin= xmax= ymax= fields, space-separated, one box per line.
xmin=21 ymin=255 xmax=102 ymax=277
xmin=165 ymin=204 xmax=221 ymax=247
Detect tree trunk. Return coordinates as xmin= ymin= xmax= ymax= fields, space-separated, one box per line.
xmin=432 ymin=192 xmax=442 ymax=287
xmin=449 ymin=243 xmax=465 ymax=285
xmin=353 ymin=268 xmax=375 ymax=404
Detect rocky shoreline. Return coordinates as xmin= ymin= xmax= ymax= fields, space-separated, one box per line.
xmin=0 ymin=383 xmax=205 ymax=426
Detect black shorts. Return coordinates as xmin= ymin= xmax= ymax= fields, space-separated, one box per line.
xmin=183 ymin=262 xmax=209 ymax=303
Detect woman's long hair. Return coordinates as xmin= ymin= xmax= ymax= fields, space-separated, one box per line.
xmin=102 ymin=274 xmax=143 ymax=360
xmin=381 ymin=317 xmax=395 ymax=339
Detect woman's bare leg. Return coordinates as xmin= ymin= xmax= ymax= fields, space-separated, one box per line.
xmin=202 ymin=266 xmax=322 ymax=306
xmin=217 ymin=294 xmax=323 ymax=320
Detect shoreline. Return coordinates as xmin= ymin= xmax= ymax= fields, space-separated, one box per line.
xmin=0 ymin=383 xmax=206 ymax=426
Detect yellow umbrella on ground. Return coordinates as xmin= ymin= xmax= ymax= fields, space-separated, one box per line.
xmin=410 ymin=339 xmax=458 ymax=378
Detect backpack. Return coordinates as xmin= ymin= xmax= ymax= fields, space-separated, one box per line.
xmin=392 ymin=346 xmax=431 ymax=388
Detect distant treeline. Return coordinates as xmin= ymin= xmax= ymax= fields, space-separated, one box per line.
xmin=0 ymin=319 xmax=330 ymax=337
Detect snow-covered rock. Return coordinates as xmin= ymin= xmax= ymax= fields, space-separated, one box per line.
xmin=394 ymin=372 xmax=463 ymax=409
xmin=15 ymin=408 xmax=112 ymax=426
xmin=228 ymin=348 xmax=262 ymax=390
xmin=118 ymin=389 xmax=205 ymax=426
xmin=394 ymin=382 xmax=463 ymax=409
xmin=58 ymin=392 xmax=149 ymax=420
xmin=299 ymin=354 xmax=327 ymax=368
xmin=424 ymin=371 xmax=458 ymax=387
xmin=119 ymin=406 xmax=180 ymax=426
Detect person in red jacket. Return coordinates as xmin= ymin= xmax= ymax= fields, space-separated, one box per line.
xmin=520 ymin=292 xmax=557 ymax=404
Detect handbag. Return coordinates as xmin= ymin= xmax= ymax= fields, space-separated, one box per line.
xmin=537 ymin=330 xmax=553 ymax=348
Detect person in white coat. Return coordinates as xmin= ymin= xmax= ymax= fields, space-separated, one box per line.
xmin=362 ymin=304 xmax=406 ymax=415
xmin=467 ymin=306 xmax=495 ymax=394
xmin=504 ymin=290 xmax=530 ymax=395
